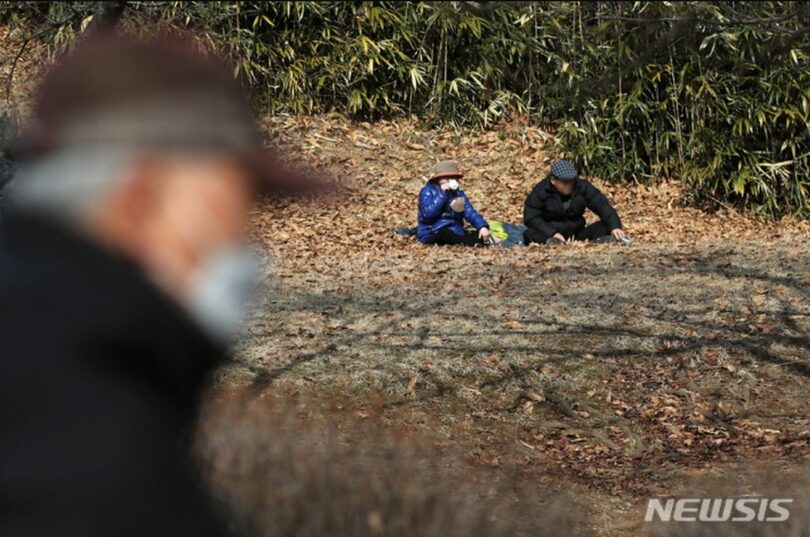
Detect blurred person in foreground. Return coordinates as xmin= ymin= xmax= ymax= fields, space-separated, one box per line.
xmin=523 ymin=159 xmax=627 ymax=246
xmin=0 ymin=34 xmax=324 ymax=536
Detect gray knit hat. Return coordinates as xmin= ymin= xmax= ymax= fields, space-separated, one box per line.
xmin=550 ymin=159 xmax=578 ymax=181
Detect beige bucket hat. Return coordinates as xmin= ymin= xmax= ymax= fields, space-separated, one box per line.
xmin=430 ymin=159 xmax=463 ymax=180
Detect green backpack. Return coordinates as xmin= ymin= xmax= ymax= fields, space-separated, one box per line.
xmin=487 ymin=221 xmax=509 ymax=241
xmin=464 ymin=221 xmax=509 ymax=240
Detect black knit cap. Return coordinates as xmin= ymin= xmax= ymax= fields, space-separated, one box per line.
xmin=550 ymin=159 xmax=578 ymax=181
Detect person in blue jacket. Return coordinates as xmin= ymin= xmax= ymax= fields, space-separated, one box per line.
xmin=417 ymin=160 xmax=493 ymax=246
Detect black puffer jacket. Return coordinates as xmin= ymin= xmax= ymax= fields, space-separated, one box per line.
xmin=523 ymin=175 xmax=621 ymax=237
xmin=0 ymin=213 xmax=231 ymax=537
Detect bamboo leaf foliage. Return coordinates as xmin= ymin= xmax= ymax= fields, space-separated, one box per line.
xmin=4 ymin=1 xmax=810 ymax=217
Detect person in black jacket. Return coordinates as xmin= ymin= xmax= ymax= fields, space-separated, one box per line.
xmin=523 ymin=159 xmax=627 ymax=245
xmin=0 ymin=35 xmax=324 ymax=537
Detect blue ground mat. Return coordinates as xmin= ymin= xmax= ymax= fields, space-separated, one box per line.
xmin=393 ymin=223 xmax=527 ymax=248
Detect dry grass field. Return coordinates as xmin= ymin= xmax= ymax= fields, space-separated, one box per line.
xmin=200 ymin=116 xmax=810 ymax=535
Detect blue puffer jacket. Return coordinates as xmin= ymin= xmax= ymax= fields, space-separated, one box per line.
xmin=416 ymin=182 xmax=488 ymax=243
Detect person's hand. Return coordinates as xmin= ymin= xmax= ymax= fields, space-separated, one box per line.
xmin=479 ymin=227 xmax=493 ymax=242
xmin=553 ymin=232 xmax=566 ymax=242
xmin=449 ymin=197 xmax=466 ymax=213
xmin=611 ymin=228 xmax=626 ymax=240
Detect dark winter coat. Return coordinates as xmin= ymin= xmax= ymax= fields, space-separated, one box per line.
xmin=416 ymin=181 xmax=488 ymax=243
xmin=0 ymin=212 xmax=231 ymax=537
xmin=523 ymin=176 xmax=621 ymax=238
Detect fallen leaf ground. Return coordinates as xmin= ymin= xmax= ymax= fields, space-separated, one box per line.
xmin=209 ymin=115 xmax=810 ymax=534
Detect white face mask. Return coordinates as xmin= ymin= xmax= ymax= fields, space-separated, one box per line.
xmin=183 ymin=244 xmax=259 ymax=345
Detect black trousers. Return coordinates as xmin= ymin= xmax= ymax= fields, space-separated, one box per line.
xmin=524 ymin=221 xmax=610 ymax=245
xmin=427 ymin=228 xmax=483 ymax=246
